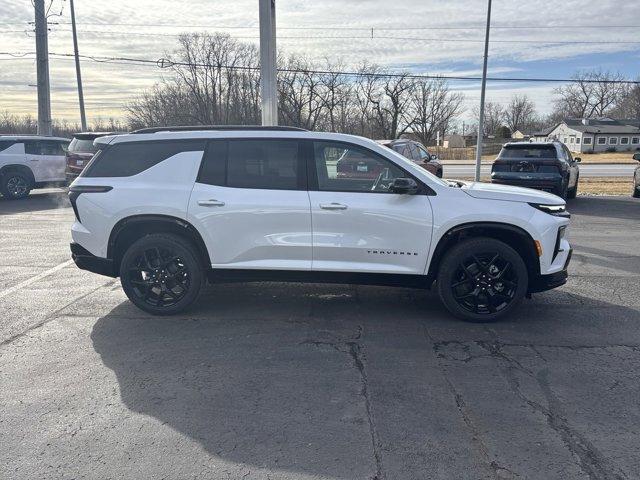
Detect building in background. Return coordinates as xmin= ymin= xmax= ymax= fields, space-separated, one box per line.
xmin=532 ymin=118 xmax=640 ymax=153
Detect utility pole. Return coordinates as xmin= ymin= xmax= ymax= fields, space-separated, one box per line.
xmin=474 ymin=0 xmax=492 ymax=181
xmin=34 ymin=0 xmax=52 ymax=136
xmin=259 ymin=0 xmax=277 ymax=126
xmin=70 ymin=0 xmax=87 ymax=131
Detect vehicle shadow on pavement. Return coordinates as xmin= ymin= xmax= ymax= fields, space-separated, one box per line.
xmin=90 ymin=283 xmax=640 ymax=477
xmin=569 ymin=196 xmax=640 ymax=220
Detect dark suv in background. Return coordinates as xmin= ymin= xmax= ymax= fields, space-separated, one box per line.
xmin=491 ymin=142 xmax=580 ymax=199
xmin=65 ymin=132 xmax=119 ymax=184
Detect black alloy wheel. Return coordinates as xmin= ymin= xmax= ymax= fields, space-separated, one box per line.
xmin=437 ymin=237 xmax=528 ymax=322
xmin=120 ymin=233 xmax=203 ymax=315
xmin=1 ymin=172 xmax=31 ymax=199
xmin=450 ymin=252 xmax=518 ymax=315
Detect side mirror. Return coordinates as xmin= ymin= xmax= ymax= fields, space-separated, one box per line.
xmin=633 ymin=153 xmax=640 ymax=161
xmin=574 ymin=157 xmax=581 ymax=163
xmin=390 ymin=178 xmax=419 ymax=195
xmin=430 ymin=154 xmax=438 ymax=161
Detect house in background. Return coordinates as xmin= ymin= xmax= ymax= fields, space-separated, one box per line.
xmin=511 ymin=130 xmax=531 ymax=141
xmin=443 ymin=134 xmax=466 ymax=148
xmin=532 ymin=118 xmax=640 ymax=153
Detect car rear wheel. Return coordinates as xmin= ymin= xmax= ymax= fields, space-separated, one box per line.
xmin=437 ymin=237 xmax=528 ymax=322
xmin=120 ymin=233 xmax=204 ymax=315
xmin=0 ymin=171 xmax=32 ymax=200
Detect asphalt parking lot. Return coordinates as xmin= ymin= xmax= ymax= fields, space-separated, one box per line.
xmin=1 ymin=190 xmax=639 ymax=480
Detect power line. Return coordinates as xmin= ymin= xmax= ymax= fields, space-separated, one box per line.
xmin=2 ymin=51 xmax=639 ymax=84
xmin=32 ymin=28 xmax=640 ymax=45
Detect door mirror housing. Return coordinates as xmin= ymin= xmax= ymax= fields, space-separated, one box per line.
xmin=430 ymin=154 xmax=438 ymax=161
xmin=574 ymin=157 xmax=581 ymax=163
xmin=390 ymin=178 xmax=419 ymax=194
xmin=633 ymin=153 xmax=640 ymax=161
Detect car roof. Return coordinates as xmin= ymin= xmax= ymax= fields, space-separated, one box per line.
xmin=72 ymin=132 xmax=122 ymax=140
xmin=375 ymin=139 xmax=410 ymax=146
xmin=503 ymin=141 xmax=558 ymax=147
xmin=0 ymin=135 xmax=70 ymax=142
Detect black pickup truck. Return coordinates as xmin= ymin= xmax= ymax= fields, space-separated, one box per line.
xmin=491 ymin=142 xmax=580 ymax=199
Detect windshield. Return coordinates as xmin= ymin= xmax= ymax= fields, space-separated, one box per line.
xmin=499 ymin=146 xmax=556 ymax=159
xmin=69 ymin=138 xmax=99 ymax=153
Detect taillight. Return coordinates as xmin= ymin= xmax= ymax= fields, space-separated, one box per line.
xmin=68 ymin=185 xmax=112 ymax=222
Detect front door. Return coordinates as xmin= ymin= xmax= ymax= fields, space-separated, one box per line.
xmin=188 ymin=138 xmax=312 ymax=270
xmin=309 ymin=140 xmax=433 ymax=274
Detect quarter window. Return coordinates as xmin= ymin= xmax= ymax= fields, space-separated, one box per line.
xmin=0 ymin=140 xmax=16 ymax=153
xmin=82 ymin=140 xmax=205 ymax=178
xmin=313 ymin=141 xmax=407 ymax=193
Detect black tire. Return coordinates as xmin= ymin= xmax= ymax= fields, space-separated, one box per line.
xmin=0 ymin=171 xmax=32 ymax=199
xmin=556 ymin=178 xmax=568 ymax=199
xmin=567 ymin=174 xmax=579 ymax=199
xmin=120 ymin=233 xmax=204 ymax=315
xmin=436 ymin=237 xmax=529 ymax=322
xmin=437 ymin=169 xmax=443 ymax=178
xmin=633 ymin=186 xmax=640 ymax=199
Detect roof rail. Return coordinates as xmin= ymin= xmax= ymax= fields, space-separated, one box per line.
xmin=131 ymin=125 xmax=308 ymax=134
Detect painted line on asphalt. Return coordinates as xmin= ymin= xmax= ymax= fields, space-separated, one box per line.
xmin=0 ymin=260 xmax=73 ymax=300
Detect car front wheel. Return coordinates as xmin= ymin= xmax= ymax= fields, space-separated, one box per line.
xmin=436 ymin=237 xmax=528 ymax=322
xmin=120 ymin=233 xmax=204 ymax=315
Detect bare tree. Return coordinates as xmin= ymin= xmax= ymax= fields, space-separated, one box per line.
xmin=472 ymin=101 xmax=504 ymax=136
xmin=610 ymin=80 xmax=640 ymax=120
xmin=503 ymin=94 xmax=537 ymax=133
xmin=553 ymin=70 xmax=628 ymax=119
xmin=408 ymin=78 xmax=465 ymax=146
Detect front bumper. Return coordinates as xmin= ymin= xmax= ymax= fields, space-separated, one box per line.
xmin=70 ymin=242 xmax=116 ymax=277
xmin=529 ymin=248 xmax=572 ymax=293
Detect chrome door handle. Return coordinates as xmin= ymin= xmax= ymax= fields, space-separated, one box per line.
xmin=198 ymin=199 xmax=225 ymax=207
xmin=320 ymin=203 xmax=347 ymax=210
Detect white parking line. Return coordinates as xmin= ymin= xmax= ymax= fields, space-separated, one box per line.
xmin=0 ymin=260 xmax=73 ymax=300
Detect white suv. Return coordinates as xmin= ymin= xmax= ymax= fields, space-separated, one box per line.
xmin=0 ymin=135 xmax=70 ymax=199
xmin=69 ymin=126 xmax=572 ymax=322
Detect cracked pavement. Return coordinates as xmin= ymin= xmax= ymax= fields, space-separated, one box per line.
xmin=1 ymin=191 xmax=639 ymax=479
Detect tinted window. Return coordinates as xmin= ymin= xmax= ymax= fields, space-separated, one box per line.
xmin=407 ymin=143 xmax=420 ymax=161
xmin=417 ymin=145 xmax=431 ymax=161
xmin=83 ymin=140 xmax=205 ymax=178
xmin=197 ymin=140 xmax=227 ymax=186
xmin=226 ymin=139 xmax=302 ymax=190
xmin=499 ymin=146 xmax=557 ymax=159
xmin=0 ymin=141 xmax=16 ymax=153
xmin=40 ymin=141 xmax=67 ymax=155
xmin=69 ymin=138 xmax=99 ymax=153
xmin=314 ymin=141 xmax=406 ymax=193
xmin=24 ymin=141 xmax=40 ymax=155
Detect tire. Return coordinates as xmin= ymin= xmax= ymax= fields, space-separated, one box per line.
xmin=436 ymin=237 xmax=529 ymax=322
xmin=436 ymin=169 xmax=443 ymax=178
xmin=567 ymin=174 xmax=579 ymax=199
xmin=556 ymin=178 xmax=568 ymax=199
xmin=120 ymin=233 xmax=204 ymax=315
xmin=0 ymin=171 xmax=32 ymax=200
xmin=633 ymin=186 xmax=640 ymax=198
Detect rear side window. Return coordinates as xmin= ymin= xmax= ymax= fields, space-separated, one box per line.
xmin=198 ymin=139 xmax=304 ymax=190
xmin=24 ymin=141 xmax=40 ymax=155
xmin=83 ymin=140 xmax=205 ymax=178
xmin=69 ymin=138 xmax=99 ymax=153
xmin=0 ymin=141 xmax=16 ymax=153
xmin=40 ymin=141 xmax=67 ymax=155
xmin=499 ymin=146 xmax=557 ymax=159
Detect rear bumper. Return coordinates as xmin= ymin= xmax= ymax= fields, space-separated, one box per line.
xmin=529 ymin=249 xmax=572 ymax=293
xmin=491 ymin=174 xmax=563 ymax=193
xmin=70 ymin=242 xmax=116 ymax=277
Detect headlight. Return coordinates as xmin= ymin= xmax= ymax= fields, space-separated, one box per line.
xmin=529 ymin=203 xmax=569 ymax=217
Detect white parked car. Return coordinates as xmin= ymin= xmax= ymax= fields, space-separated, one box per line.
xmin=69 ymin=126 xmax=572 ymax=322
xmin=0 ymin=135 xmax=70 ymax=199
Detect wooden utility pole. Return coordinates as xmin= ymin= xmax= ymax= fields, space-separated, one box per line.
xmin=34 ymin=0 xmax=52 ymax=136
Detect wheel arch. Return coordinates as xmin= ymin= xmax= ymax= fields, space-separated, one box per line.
xmin=108 ymin=214 xmax=211 ymax=276
xmin=427 ymin=221 xmax=540 ymax=283
xmin=0 ymin=164 xmax=35 ymax=184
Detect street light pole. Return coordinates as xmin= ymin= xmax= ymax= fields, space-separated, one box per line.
xmin=34 ymin=0 xmax=52 ymax=136
xmin=259 ymin=0 xmax=278 ymax=126
xmin=70 ymin=0 xmax=87 ymax=131
xmin=475 ymin=0 xmax=492 ymax=182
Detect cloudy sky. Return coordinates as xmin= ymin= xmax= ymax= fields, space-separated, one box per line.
xmin=1 ymin=0 xmax=639 ymax=125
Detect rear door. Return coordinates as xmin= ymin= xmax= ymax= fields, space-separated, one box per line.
xmin=188 ymin=138 xmax=312 ymax=270
xmin=40 ymin=140 xmax=68 ymax=181
xmin=308 ymin=140 xmax=433 ymax=274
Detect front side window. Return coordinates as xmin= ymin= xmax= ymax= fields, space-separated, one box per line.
xmin=314 ymin=141 xmax=407 ymax=193
xmin=417 ymin=145 xmax=431 ymax=161
xmin=24 ymin=141 xmax=41 ymax=155
xmin=83 ymin=140 xmax=205 ymax=178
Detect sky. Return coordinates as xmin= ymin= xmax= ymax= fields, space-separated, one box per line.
xmin=1 ymin=0 xmax=639 ymax=126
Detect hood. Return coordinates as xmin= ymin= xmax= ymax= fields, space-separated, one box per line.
xmin=461 ymin=181 xmax=565 ymax=205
